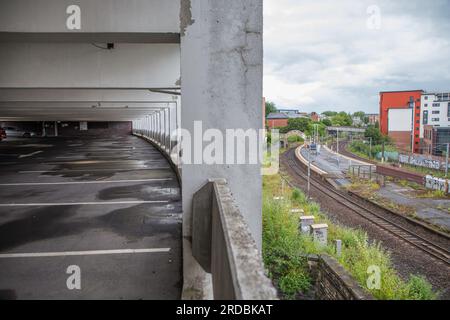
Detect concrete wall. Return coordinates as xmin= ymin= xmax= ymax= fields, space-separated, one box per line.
xmin=0 ymin=43 xmax=180 ymax=88
xmin=58 ymin=121 xmax=132 ymax=136
xmin=180 ymin=0 xmax=263 ymax=246
xmin=313 ymin=255 xmax=373 ymax=300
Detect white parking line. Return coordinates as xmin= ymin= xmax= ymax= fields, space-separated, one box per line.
xmin=0 ymin=178 xmax=172 ymax=187
xmin=18 ymin=167 xmax=171 ymax=173
xmin=18 ymin=151 xmax=43 ymax=158
xmin=0 ymin=248 xmax=171 ymax=259
xmin=0 ymin=200 xmax=169 ymax=207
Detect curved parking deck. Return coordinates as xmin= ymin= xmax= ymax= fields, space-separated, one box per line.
xmin=0 ymin=135 xmax=182 ymax=299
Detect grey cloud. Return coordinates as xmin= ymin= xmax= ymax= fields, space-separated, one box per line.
xmin=264 ymin=0 xmax=450 ymax=113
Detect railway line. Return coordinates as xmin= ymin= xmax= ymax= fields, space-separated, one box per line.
xmin=282 ymin=147 xmax=450 ymax=267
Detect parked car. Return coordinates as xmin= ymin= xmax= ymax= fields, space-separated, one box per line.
xmin=4 ymin=127 xmax=37 ymax=138
xmin=0 ymin=127 xmax=6 ymax=141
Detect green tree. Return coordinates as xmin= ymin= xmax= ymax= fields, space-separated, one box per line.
xmin=331 ymin=112 xmax=353 ymax=126
xmin=265 ymin=100 xmax=277 ymax=116
xmin=322 ymin=111 xmax=338 ymax=117
xmin=320 ymin=118 xmax=332 ymax=127
xmin=365 ymin=125 xmax=389 ymax=145
xmin=353 ymin=111 xmax=366 ymax=120
xmin=282 ymin=117 xmax=312 ymax=133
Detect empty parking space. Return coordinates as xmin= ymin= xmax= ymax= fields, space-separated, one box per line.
xmin=0 ymin=135 xmax=182 ymax=299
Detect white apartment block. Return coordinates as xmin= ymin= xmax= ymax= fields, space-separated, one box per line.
xmin=420 ymin=92 xmax=450 ymax=138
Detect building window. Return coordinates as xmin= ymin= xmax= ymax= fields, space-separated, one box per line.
xmin=448 ymin=102 xmax=450 ymax=117
xmin=424 ymin=104 xmax=428 ymax=107
xmin=432 ymin=110 xmax=440 ymax=114
xmin=425 ymin=96 xmax=429 ymax=100
xmin=423 ymin=110 xmax=428 ymax=124
xmin=433 ymin=103 xmax=440 ymax=107
xmin=432 ymin=118 xmax=440 ymax=122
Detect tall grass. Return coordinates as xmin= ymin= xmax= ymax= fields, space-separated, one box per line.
xmin=262 ymin=174 xmax=437 ymax=300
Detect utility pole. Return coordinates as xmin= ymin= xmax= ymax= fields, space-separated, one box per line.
xmin=307 ymin=146 xmax=311 ymax=199
xmin=446 ymin=143 xmax=449 ymax=177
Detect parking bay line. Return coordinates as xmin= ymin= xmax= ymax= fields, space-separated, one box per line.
xmin=0 ymin=200 xmax=169 ymax=207
xmin=18 ymin=151 xmax=43 ymax=159
xmin=0 ymin=248 xmax=171 ymax=259
xmin=0 ymin=178 xmax=172 ymax=187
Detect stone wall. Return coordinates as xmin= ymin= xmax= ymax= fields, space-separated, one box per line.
xmin=312 ymin=255 xmax=373 ymax=300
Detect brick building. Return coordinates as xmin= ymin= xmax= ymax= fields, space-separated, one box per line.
xmin=266 ymin=112 xmax=289 ymax=128
xmin=379 ymin=90 xmax=423 ymax=153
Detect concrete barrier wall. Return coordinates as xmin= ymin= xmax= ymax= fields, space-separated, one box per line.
xmin=192 ymin=179 xmax=277 ymax=300
xmin=313 ymin=255 xmax=373 ymax=300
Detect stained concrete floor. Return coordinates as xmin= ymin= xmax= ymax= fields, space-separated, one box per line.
xmin=377 ymin=182 xmax=450 ymax=231
xmin=0 ymin=135 xmax=182 ymax=299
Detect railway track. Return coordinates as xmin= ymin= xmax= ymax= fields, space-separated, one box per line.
xmin=283 ymin=148 xmax=450 ymax=267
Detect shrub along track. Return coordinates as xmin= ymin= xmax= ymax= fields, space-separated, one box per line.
xmin=281 ymin=148 xmax=450 ymax=298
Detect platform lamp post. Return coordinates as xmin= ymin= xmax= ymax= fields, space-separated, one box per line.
xmin=446 ymin=143 xmax=449 ymax=177
xmin=366 ymin=136 xmax=372 ymax=159
xmin=307 ymin=145 xmax=311 ymax=199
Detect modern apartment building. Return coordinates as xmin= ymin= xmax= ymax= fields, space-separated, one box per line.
xmin=379 ymin=90 xmax=423 ymax=153
xmin=419 ymin=92 xmax=450 ymax=138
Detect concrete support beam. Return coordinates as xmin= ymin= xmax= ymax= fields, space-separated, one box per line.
xmin=0 ymin=0 xmax=180 ymax=33
xmin=180 ymin=0 xmax=263 ymax=299
xmin=180 ymin=0 xmax=263 ymax=245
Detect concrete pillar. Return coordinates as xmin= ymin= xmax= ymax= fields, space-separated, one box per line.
xmin=300 ymin=216 xmax=315 ymax=234
xmin=310 ymin=224 xmax=328 ymax=246
xmin=180 ymin=0 xmax=263 ymax=247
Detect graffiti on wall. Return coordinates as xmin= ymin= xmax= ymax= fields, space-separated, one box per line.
xmin=399 ymin=154 xmax=445 ymax=171
xmin=425 ymin=175 xmax=449 ymax=193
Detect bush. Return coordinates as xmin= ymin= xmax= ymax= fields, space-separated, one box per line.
xmin=287 ymin=135 xmax=304 ymax=144
xmin=403 ymin=275 xmax=437 ymax=300
xmin=262 ymin=197 xmax=313 ymax=299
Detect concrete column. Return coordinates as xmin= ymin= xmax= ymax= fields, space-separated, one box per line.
xmin=180 ymin=0 xmax=263 ymax=246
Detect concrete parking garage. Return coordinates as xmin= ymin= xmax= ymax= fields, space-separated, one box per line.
xmin=0 ymin=134 xmax=181 ymax=299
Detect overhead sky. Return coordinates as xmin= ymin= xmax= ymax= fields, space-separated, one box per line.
xmin=263 ymin=0 xmax=450 ymax=114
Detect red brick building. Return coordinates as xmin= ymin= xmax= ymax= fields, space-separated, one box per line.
xmin=379 ymin=90 xmax=423 ymax=153
xmin=266 ymin=112 xmax=289 ymax=128
xmin=310 ymin=112 xmax=320 ymax=122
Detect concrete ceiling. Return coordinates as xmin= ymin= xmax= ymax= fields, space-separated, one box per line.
xmin=0 ymin=89 xmax=179 ymax=121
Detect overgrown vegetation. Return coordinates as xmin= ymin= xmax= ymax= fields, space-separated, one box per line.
xmin=263 ymin=174 xmax=437 ymax=300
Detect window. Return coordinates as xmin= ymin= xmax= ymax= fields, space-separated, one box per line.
xmin=424 ymin=103 xmax=428 ymax=107
xmin=432 ymin=110 xmax=440 ymax=114
xmin=433 ymin=103 xmax=440 ymax=107
xmin=448 ymin=102 xmax=450 ymax=117
xmin=432 ymin=118 xmax=440 ymax=122
xmin=423 ymin=110 xmax=428 ymax=124
xmin=425 ymin=96 xmax=429 ymax=100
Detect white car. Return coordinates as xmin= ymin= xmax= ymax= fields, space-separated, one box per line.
xmin=4 ymin=127 xmax=37 ymax=138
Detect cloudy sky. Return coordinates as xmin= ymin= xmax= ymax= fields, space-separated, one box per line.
xmin=263 ymin=0 xmax=450 ymax=114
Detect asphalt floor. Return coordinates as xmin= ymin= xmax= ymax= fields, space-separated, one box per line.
xmin=0 ymin=135 xmax=182 ymax=299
